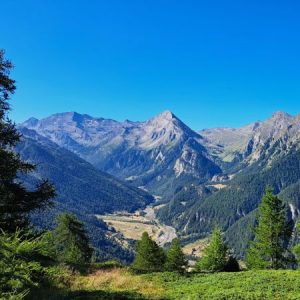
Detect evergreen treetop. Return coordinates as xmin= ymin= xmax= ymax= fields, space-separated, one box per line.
xmin=196 ymin=227 xmax=228 ymax=272
xmin=165 ymin=238 xmax=187 ymax=272
xmin=52 ymin=213 xmax=93 ymax=265
xmin=132 ymin=232 xmax=166 ymax=273
xmin=0 ymin=49 xmax=55 ymax=232
xmin=246 ymin=187 xmax=292 ymax=269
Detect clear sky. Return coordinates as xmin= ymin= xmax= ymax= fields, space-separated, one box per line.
xmin=1 ymin=0 xmax=300 ymax=130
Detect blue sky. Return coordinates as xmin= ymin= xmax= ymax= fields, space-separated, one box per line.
xmin=1 ymin=0 xmax=300 ymax=130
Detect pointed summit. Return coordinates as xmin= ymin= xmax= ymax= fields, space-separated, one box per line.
xmin=154 ymin=110 xmax=176 ymax=121
xmin=268 ymin=111 xmax=292 ymax=121
xmin=21 ymin=117 xmax=39 ymax=128
xmin=146 ymin=110 xmax=200 ymax=142
xmin=160 ymin=110 xmax=175 ymax=119
xmin=263 ymin=111 xmax=293 ymax=129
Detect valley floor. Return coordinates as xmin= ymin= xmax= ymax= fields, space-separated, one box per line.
xmin=35 ymin=267 xmax=300 ymax=300
xmin=96 ymin=205 xmax=177 ymax=247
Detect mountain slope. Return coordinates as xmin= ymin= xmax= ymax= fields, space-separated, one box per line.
xmin=201 ymin=111 xmax=300 ymax=168
xmin=155 ymin=111 xmax=300 ymax=256
xmin=172 ymin=143 xmax=300 ymax=257
xmin=21 ymin=111 xmax=221 ymax=200
xmin=200 ymin=121 xmax=261 ymax=164
xmin=16 ymin=127 xmax=154 ymax=261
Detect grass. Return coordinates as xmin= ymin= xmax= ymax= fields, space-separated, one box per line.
xmin=71 ymin=268 xmax=163 ymax=299
xmin=32 ymin=267 xmax=300 ymax=299
xmin=151 ymin=270 xmax=300 ymax=299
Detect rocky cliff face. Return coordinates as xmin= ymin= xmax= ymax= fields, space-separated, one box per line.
xmin=201 ymin=111 xmax=300 ymax=169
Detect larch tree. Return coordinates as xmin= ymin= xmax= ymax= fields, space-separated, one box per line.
xmin=196 ymin=227 xmax=228 ymax=272
xmin=246 ymin=187 xmax=292 ymax=269
xmin=132 ymin=232 xmax=166 ymax=273
xmin=52 ymin=213 xmax=93 ymax=265
xmin=165 ymin=238 xmax=187 ymax=272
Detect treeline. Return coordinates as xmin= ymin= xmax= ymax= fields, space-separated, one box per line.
xmin=132 ymin=233 xmax=187 ymax=273
xmin=132 ymin=188 xmax=300 ymax=273
xmin=131 ymin=229 xmax=240 ymax=274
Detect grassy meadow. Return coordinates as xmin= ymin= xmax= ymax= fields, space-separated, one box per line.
xmin=32 ymin=265 xmax=300 ymax=300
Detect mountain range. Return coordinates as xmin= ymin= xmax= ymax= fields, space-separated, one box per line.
xmin=21 ymin=111 xmax=221 ymax=200
xmin=18 ymin=110 xmax=300 ymax=259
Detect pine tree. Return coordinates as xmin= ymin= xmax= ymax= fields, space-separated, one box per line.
xmin=52 ymin=213 xmax=93 ymax=265
xmin=132 ymin=232 xmax=166 ymax=273
xmin=246 ymin=187 xmax=292 ymax=269
xmin=195 ymin=227 xmax=228 ymax=272
xmin=0 ymin=49 xmax=55 ymax=233
xmin=165 ymin=238 xmax=187 ymax=272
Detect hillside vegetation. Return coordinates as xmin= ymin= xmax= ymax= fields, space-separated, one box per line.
xmin=33 ymin=267 xmax=300 ymax=300
xmin=16 ymin=128 xmax=154 ymax=262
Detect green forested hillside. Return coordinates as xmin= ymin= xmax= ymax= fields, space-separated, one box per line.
xmin=18 ymin=128 xmax=154 ymax=214
xmin=157 ymin=144 xmax=300 ymax=257
xmin=16 ymin=128 xmax=154 ymax=261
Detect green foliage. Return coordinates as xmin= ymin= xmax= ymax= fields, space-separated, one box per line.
xmin=195 ymin=227 xmax=228 ymax=272
xmin=51 ymin=213 xmax=93 ymax=265
xmin=246 ymin=242 xmax=267 ymax=270
xmin=0 ymin=49 xmax=55 ymax=233
xmin=132 ymin=232 xmax=166 ymax=273
xmin=246 ymin=188 xmax=292 ymax=269
xmin=156 ymin=185 xmax=212 ymax=229
xmin=225 ymin=210 xmax=256 ymax=258
xmin=151 ymin=270 xmax=300 ymax=299
xmin=292 ymin=244 xmax=300 ymax=266
xmin=165 ymin=238 xmax=187 ymax=272
xmin=0 ymin=231 xmax=45 ymax=299
xmin=89 ymin=260 xmax=124 ymax=270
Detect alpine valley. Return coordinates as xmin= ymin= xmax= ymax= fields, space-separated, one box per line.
xmin=18 ymin=110 xmax=300 ymax=260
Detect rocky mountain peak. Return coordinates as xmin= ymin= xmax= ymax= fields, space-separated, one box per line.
xmin=157 ymin=110 xmax=175 ymax=120
xmin=148 ymin=110 xmax=178 ymax=125
xmin=267 ymin=111 xmax=292 ymax=124
xmin=146 ymin=110 xmax=199 ymax=139
xmin=51 ymin=111 xmax=95 ymax=124
xmin=254 ymin=111 xmax=293 ymax=138
xmin=270 ymin=110 xmax=291 ymax=118
xmin=22 ymin=117 xmax=39 ymax=128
